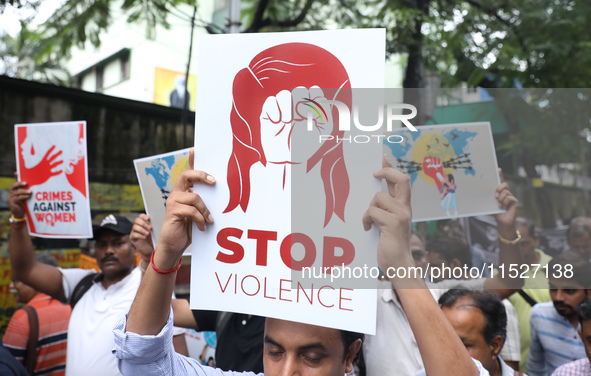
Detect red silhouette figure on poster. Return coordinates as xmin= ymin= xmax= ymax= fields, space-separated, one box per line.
xmin=17 ymin=123 xmax=89 ymax=235
xmin=18 ymin=123 xmax=87 ymax=198
xmin=224 ymin=43 xmax=352 ymax=227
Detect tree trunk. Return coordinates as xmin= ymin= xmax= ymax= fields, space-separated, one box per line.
xmin=521 ymin=156 xmax=556 ymax=228
xmin=402 ymin=0 xmax=430 ymax=125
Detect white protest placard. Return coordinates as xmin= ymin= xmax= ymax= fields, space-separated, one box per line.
xmin=15 ymin=121 xmax=92 ymax=238
xmin=134 ymin=148 xmax=191 ymax=249
xmin=386 ymin=122 xmax=502 ymax=222
xmin=191 ymin=29 xmax=386 ymax=334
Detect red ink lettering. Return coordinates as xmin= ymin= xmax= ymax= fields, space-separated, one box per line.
xmin=279 ymin=279 xmax=292 ymax=302
xmin=339 ymin=288 xmax=353 ymax=311
xmin=280 ymin=233 xmax=315 ymax=271
xmin=297 ymin=282 xmax=313 ymax=305
xmin=247 ymin=229 xmax=277 ymax=266
xmin=215 ymin=272 xmax=233 ymax=293
xmin=264 ymin=277 xmax=276 ymax=299
xmin=323 ymin=237 xmax=355 ymax=273
xmin=216 ymin=227 xmax=244 ymax=263
xmin=318 ymin=285 xmax=335 ymax=308
xmin=241 ymin=275 xmax=260 ymax=296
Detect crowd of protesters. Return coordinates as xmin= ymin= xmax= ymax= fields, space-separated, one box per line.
xmin=1 ymin=148 xmax=590 ymax=376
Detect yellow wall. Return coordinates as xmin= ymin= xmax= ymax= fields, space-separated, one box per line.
xmin=0 ymin=177 xmax=145 ymax=335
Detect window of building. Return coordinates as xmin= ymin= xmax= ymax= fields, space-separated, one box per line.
xmin=121 ymin=52 xmax=130 ymax=80
xmin=96 ymin=65 xmax=104 ymax=91
xmin=77 ymin=48 xmax=129 ymax=92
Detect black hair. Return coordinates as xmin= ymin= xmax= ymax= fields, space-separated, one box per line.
xmin=436 ymin=219 xmax=451 ymax=231
xmin=577 ymin=297 xmax=591 ymax=330
xmin=448 ymin=174 xmax=454 ymax=183
xmin=567 ymin=223 xmax=591 ymax=241
xmin=446 ymin=220 xmax=463 ymax=233
xmin=340 ymin=330 xmax=364 ymax=361
xmin=438 ymin=289 xmax=507 ymax=344
xmin=515 ymin=217 xmax=536 ymax=238
xmin=548 ymin=251 xmax=591 ymax=288
xmin=426 ymin=230 xmax=472 ymax=268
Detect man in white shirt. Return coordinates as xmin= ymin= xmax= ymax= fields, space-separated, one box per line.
xmin=8 ymin=180 xmax=185 ymax=376
xmin=440 ymin=289 xmax=523 ymax=376
xmin=364 ymin=173 xmax=523 ymax=376
xmin=415 ymin=289 xmax=525 ymax=376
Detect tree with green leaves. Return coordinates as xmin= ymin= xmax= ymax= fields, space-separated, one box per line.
xmin=0 ymin=0 xmax=325 ymax=81
xmin=0 ymin=0 xmax=200 ymax=82
xmin=0 ymin=0 xmax=36 ymax=12
xmin=0 ymin=20 xmax=71 ymax=85
xmin=2 ymin=0 xmax=589 ymax=222
xmin=335 ymin=0 xmax=591 ymax=224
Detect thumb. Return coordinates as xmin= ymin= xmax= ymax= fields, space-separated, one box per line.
xmin=382 ymin=153 xmax=393 ymax=169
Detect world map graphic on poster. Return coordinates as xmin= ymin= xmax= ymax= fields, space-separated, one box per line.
xmin=144 ymin=154 xmax=188 ymax=203
xmin=387 ymin=128 xmax=478 ymax=187
xmin=134 ymin=149 xmax=190 ymax=248
xmin=386 ymin=122 xmax=501 ymax=222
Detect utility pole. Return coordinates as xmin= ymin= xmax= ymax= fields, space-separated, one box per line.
xmin=181 ymin=5 xmax=197 ymax=148
xmin=228 ymin=0 xmax=241 ymax=33
xmin=580 ymin=128 xmax=591 ymax=215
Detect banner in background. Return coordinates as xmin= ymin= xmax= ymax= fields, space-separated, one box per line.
xmin=153 ymin=67 xmax=197 ymax=111
xmin=0 ymin=249 xmax=79 ymax=335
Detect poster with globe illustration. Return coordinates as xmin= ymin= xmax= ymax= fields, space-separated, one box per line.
xmin=386 ymin=122 xmax=502 ymax=222
xmin=134 ymin=148 xmax=191 ymax=249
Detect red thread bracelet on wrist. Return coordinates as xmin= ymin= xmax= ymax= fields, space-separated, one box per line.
xmin=150 ymin=250 xmax=182 ymax=274
xmin=10 ymin=222 xmax=26 ymax=230
xmin=140 ymin=254 xmax=151 ymax=262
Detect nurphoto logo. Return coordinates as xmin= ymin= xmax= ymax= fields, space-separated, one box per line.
xmin=297 ymin=93 xmax=418 ymax=144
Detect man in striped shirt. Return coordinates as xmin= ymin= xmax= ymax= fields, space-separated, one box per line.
xmin=527 ymin=252 xmax=591 ymax=376
xmin=3 ymin=253 xmax=71 ymax=376
xmin=552 ymin=297 xmax=591 ymax=375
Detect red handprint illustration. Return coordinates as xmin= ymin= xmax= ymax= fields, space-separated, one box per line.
xmin=19 ymin=144 xmax=64 ymax=187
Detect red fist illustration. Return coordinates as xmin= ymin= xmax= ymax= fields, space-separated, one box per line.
xmin=423 ymin=156 xmax=445 ymax=191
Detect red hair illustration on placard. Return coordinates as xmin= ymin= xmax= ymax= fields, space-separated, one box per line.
xmin=224 ymin=42 xmax=352 ymax=227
